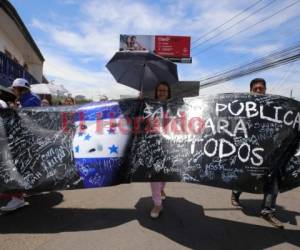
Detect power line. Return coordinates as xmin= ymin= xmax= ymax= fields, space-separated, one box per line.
xmin=199 ymin=42 xmax=300 ymax=88
xmin=196 ymin=37 xmax=298 ymax=79
xmin=270 ymin=61 xmax=296 ymax=92
xmin=191 ymin=0 xmax=265 ymax=46
xmin=220 ymin=25 xmax=300 ymax=71
xmin=203 ymin=44 xmax=300 ymax=82
xmin=193 ymin=0 xmax=300 ymax=57
xmin=192 ymin=0 xmax=276 ymax=50
xmin=201 ymin=41 xmax=300 ymax=80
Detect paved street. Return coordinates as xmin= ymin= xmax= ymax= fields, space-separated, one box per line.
xmin=0 ymin=183 xmax=299 ymax=250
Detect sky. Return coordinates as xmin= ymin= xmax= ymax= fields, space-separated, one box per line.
xmin=10 ymin=0 xmax=300 ymax=100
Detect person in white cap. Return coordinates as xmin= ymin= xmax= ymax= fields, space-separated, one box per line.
xmin=1 ymin=78 xmax=41 ymax=212
xmin=10 ymin=78 xmax=41 ymax=107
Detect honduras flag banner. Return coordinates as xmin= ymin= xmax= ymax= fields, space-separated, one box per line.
xmin=73 ymin=101 xmax=132 ymax=188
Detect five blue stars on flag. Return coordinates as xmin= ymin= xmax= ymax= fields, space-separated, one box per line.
xmin=74 ymin=132 xmax=119 ymax=155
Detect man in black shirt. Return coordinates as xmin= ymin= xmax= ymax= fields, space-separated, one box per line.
xmin=231 ymin=78 xmax=284 ymax=229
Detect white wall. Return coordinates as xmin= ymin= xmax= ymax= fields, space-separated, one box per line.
xmin=28 ymin=63 xmax=43 ymax=82
xmin=0 ymin=8 xmax=43 ymax=82
xmin=0 ymin=27 xmax=26 ymax=65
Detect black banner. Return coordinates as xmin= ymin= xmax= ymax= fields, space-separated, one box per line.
xmin=0 ymin=93 xmax=299 ymax=193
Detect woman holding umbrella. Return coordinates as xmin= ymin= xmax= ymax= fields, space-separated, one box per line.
xmin=106 ymin=51 xmax=178 ymax=218
xmin=149 ymin=81 xmax=171 ymax=219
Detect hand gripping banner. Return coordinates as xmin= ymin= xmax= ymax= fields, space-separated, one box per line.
xmin=0 ymin=93 xmax=299 ymax=193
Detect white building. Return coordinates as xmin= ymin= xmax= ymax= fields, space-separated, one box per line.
xmin=0 ymin=0 xmax=44 ymax=87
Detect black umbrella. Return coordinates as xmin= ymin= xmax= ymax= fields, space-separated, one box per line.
xmin=106 ymin=51 xmax=178 ymax=91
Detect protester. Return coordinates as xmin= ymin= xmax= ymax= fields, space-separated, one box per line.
xmin=99 ymin=95 xmax=108 ymax=101
xmin=0 ymin=86 xmax=15 ymax=107
xmin=0 ymin=84 xmax=16 ymax=102
xmin=64 ymin=97 xmax=76 ymax=105
xmin=149 ymin=82 xmax=171 ymax=219
xmin=10 ymin=78 xmax=41 ymax=107
xmin=231 ymin=78 xmax=284 ymax=229
xmin=1 ymin=78 xmax=41 ymax=212
xmin=41 ymin=98 xmax=50 ymax=107
xmin=7 ymin=101 xmax=16 ymax=108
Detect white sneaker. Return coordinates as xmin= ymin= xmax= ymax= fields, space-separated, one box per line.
xmin=150 ymin=206 xmax=163 ymax=219
xmin=1 ymin=197 xmax=29 ymax=211
xmin=161 ymin=190 xmax=166 ymax=201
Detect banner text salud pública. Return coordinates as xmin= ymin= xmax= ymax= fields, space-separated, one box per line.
xmin=0 ymin=93 xmax=299 ymax=193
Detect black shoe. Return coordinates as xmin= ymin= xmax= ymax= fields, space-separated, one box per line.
xmin=260 ymin=213 xmax=284 ymax=229
xmin=231 ymin=194 xmax=241 ymax=207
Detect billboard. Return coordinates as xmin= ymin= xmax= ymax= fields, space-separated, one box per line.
xmin=119 ymin=34 xmax=192 ymax=63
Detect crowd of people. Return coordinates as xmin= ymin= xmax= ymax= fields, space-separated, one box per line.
xmin=0 ymin=77 xmax=285 ymax=229
xmin=0 ymin=78 xmax=77 ymax=110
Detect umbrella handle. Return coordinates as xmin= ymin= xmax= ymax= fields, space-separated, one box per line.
xmin=139 ymin=63 xmax=145 ymax=97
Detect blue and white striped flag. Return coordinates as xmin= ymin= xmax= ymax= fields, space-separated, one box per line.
xmin=73 ymin=101 xmax=131 ymax=188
